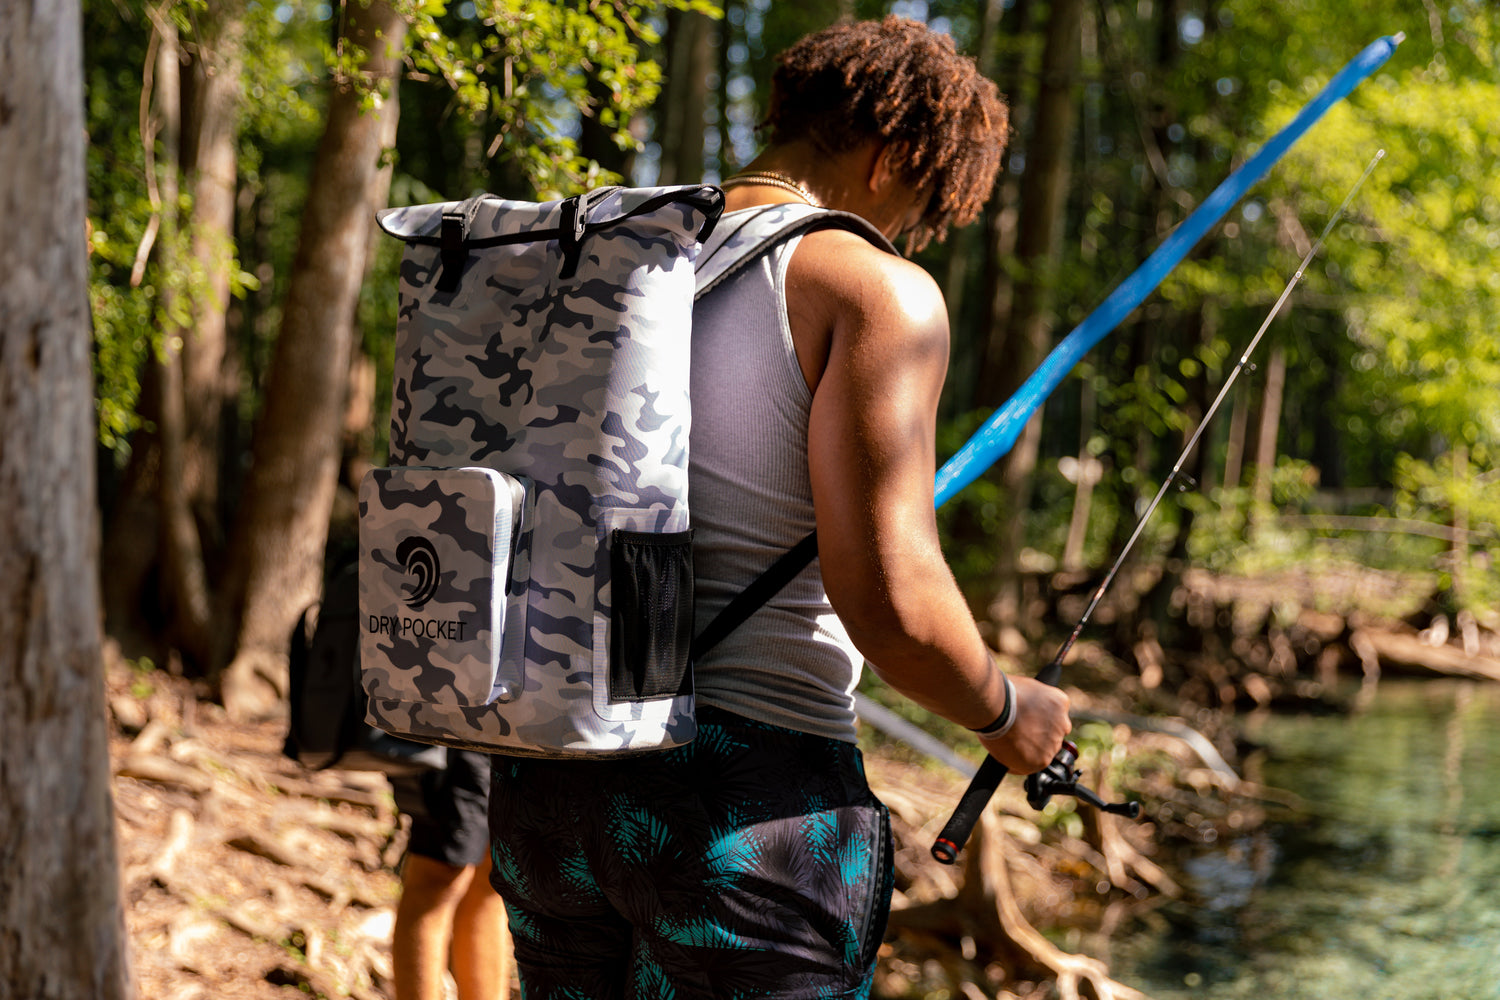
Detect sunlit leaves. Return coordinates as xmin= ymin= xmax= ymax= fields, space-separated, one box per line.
xmin=1274 ymin=74 xmax=1500 ymax=451
xmin=402 ymin=0 xmax=721 ymax=196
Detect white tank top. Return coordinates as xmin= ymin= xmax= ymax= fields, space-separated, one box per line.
xmin=689 ymin=211 xmax=864 ymax=743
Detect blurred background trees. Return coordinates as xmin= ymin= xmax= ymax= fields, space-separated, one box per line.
xmin=84 ymin=0 xmax=1498 ymax=715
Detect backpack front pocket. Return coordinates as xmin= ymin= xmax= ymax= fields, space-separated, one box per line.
xmin=359 ymin=466 xmax=528 ymax=709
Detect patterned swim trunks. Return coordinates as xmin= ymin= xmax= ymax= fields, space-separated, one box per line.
xmin=487 ymin=707 xmax=893 ymax=999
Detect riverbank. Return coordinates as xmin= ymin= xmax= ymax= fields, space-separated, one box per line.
xmin=104 ymin=564 xmax=1498 ymax=999
xmin=102 ymin=655 xmax=1264 ymax=1000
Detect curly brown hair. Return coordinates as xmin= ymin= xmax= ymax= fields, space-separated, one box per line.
xmin=762 ymin=15 xmax=1008 ymax=252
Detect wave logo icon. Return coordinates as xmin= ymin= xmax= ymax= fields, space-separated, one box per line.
xmin=395 ymin=537 xmax=441 ymax=611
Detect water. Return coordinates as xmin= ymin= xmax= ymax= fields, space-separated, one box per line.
xmin=1110 ymin=679 xmax=1500 ymax=1000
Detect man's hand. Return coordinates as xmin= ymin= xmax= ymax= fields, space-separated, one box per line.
xmin=976 ymin=676 xmax=1071 ymax=774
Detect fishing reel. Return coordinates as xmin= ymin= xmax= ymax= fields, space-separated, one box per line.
xmin=1023 ymin=740 xmax=1142 ymax=819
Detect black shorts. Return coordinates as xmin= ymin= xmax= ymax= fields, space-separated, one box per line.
xmin=393 ymin=748 xmax=492 ymax=868
xmin=487 ymin=707 xmax=893 ymax=999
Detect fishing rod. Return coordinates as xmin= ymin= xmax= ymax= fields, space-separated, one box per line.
xmin=931 ymin=148 xmax=1387 ymax=865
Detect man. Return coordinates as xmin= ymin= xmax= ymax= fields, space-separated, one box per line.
xmin=488 ymin=16 xmax=1071 ymax=999
xmin=391 ymin=752 xmax=511 ymax=1000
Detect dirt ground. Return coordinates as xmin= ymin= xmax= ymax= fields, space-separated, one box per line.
xmin=107 ymin=654 xmax=991 ymax=1000
xmin=111 ymin=575 xmax=1494 ymax=1000
xmin=103 ymin=557 xmax=1500 ymax=999
xmin=105 ymin=651 xmax=1200 ymax=1000
xmin=109 ymin=654 xmax=420 ymax=1000
xmin=110 ymin=648 xmax=1131 ymax=1000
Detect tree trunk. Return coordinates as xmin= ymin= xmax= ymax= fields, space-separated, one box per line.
xmin=101 ymin=0 xmax=245 ymax=671
xmin=937 ymin=0 xmax=1012 ymax=404
xmin=102 ymin=6 xmax=179 ymax=655
xmin=217 ymin=0 xmax=407 ymax=718
xmin=974 ymin=0 xmax=1032 ymax=411
xmin=143 ymin=2 xmax=221 ymax=672
xmin=1449 ymin=444 xmax=1468 ymax=605
xmin=0 ymin=1 xmax=133 ymax=995
xmin=1222 ymin=381 xmax=1248 ymax=493
xmin=1144 ymin=308 xmax=1210 ymax=638
xmin=1250 ymin=341 xmax=1287 ymax=521
xmin=1060 ymin=379 xmax=1098 ymax=571
xmin=987 ymin=0 xmax=1083 ymax=630
xmin=657 ymin=7 xmax=713 ymax=184
xmin=580 ymin=74 xmax=637 ymax=180
xmin=180 ymin=0 xmax=246 ymax=526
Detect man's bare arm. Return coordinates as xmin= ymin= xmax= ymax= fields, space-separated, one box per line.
xmin=790 ymin=232 xmax=1069 ymax=772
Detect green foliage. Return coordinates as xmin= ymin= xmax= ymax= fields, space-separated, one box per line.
xmin=80 ymin=0 xmax=1497 ymax=630
xmin=928 ymin=0 xmax=1500 ymax=626
xmin=239 ymin=4 xmax=326 ymax=145
xmin=1190 ymin=9 xmax=1497 ymax=455
xmin=83 ymin=0 xmax=158 ymax=454
xmin=84 ymin=0 xmax=304 ymax=457
xmin=402 ymin=0 xmax=721 ymax=197
xmin=1166 ymin=3 xmax=1498 ymax=619
xmin=935 ymin=411 xmax=1011 ymax=586
xmin=88 ymin=201 xmax=159 ymax=453
xmin=1392 ymin=451 xmax=1500 ymax=609
xmin=84 ymin=0 xmax=723 ymax=465
xmin=366 ymin=1 xmax=724 ymax=456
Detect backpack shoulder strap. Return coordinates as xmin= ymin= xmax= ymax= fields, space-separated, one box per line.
xmin=688 ymin=203 xmax=896 ymax=664
xmin=690 ymin=531 xmax=820 ymax=663
xmin=693 ymin=203 xmax=896 ymax=301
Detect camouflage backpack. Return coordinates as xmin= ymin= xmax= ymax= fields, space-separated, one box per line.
xmin=359 ymin=190 xmax=889 ymax=758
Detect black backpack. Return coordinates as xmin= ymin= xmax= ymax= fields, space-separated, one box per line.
xmin=284 ymin=563 xmax=447 ymax=775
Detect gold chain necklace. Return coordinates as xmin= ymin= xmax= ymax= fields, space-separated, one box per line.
xmin=721 ymin=170 xmax=823 ymax=208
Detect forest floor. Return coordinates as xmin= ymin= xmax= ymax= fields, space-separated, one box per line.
xmin=106 ymin=650 xmax=1175 ymax=1000
xmin=105 ymin=566 xmax=1500 ymax=1000
xmin=108 ymin=657 xmax=411 ymax=1000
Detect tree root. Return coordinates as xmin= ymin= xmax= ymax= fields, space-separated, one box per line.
xmin=962 ymin=813 xmax=1153 ymax=1000
xmin=1079 ymin=770 xmax=1180 ymax=899
xmin=887 ymin=805 xmax=1157 ymax=999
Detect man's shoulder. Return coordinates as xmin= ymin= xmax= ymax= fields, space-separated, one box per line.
xmin=792 ymin=227 xmax=942 ymax=317
xmin=785 ymin=227 xmax=948 ymax=360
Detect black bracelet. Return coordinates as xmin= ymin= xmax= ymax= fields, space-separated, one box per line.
xmin=971 ymin=673 xmax=1017 ymax=739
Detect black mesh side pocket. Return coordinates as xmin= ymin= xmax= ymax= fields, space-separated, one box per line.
xmin=609 ymin=528 xmax=695 ymax=702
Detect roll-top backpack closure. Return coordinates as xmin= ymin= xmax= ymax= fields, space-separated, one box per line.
xmin=436 ymin=194 xmax=486 ymax=293
xmin=397 ymin=185 xmax=721 ymax=294
xmin=556 ymin=187 xmax=615 ymax=279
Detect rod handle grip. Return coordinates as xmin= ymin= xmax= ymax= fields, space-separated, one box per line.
xmin=930 ymin=755 xmax=1008 ymax=865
